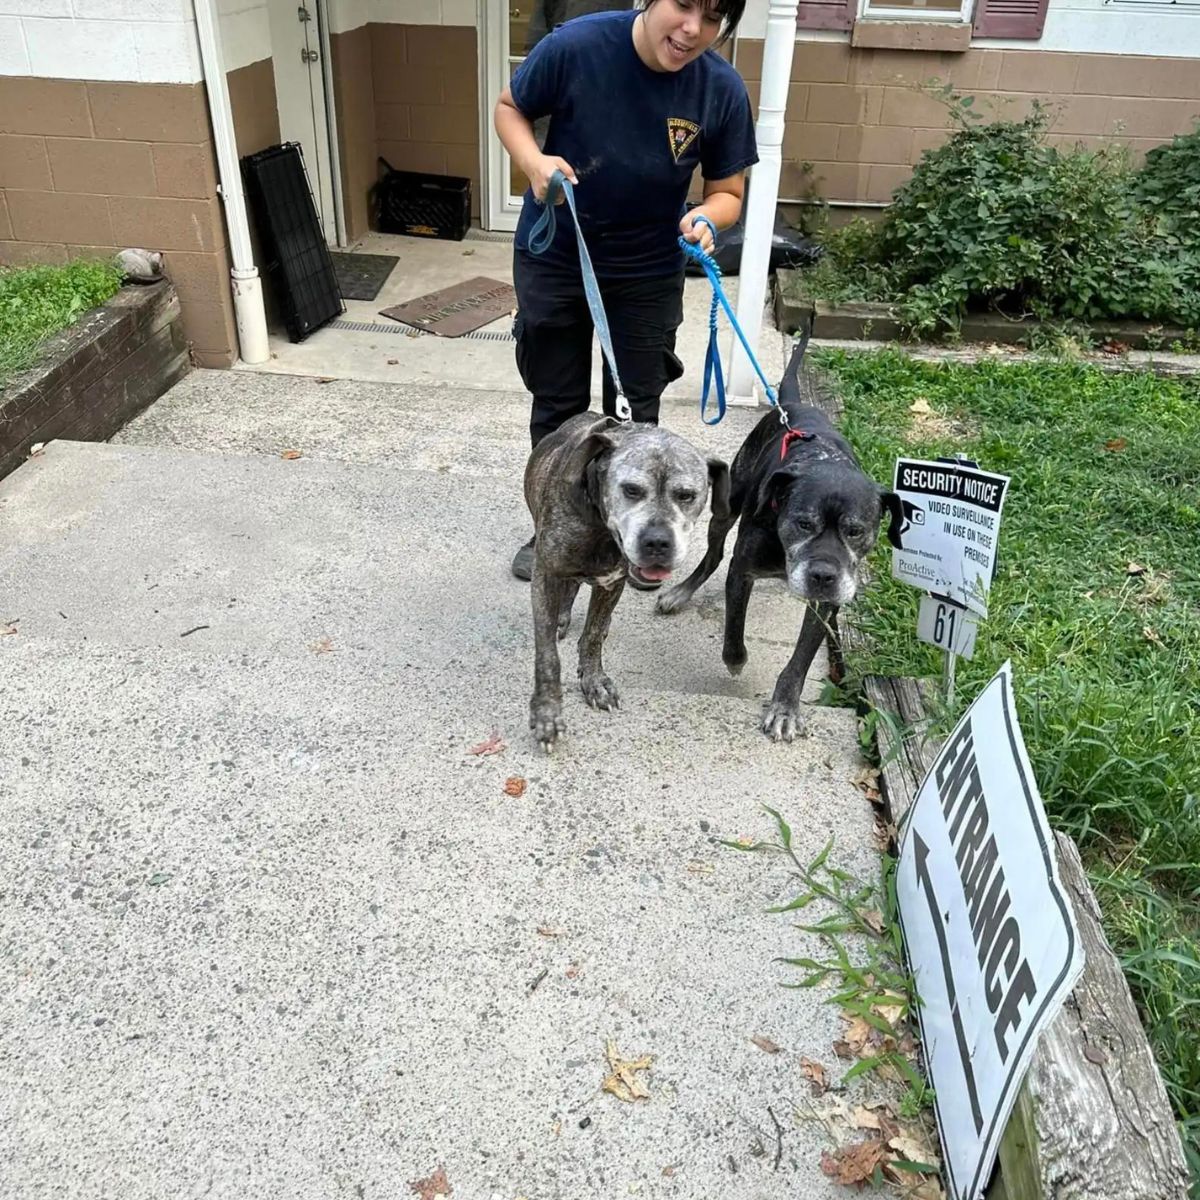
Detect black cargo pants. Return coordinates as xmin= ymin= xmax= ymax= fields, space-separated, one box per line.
xmin=512 ymin=250 xmax=686 ymax=447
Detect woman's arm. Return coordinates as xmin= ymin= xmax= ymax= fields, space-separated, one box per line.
xmin=494 ymin=86 xmax=577 ymax=203
xmin=679 ymin=173 xmax=746 ymax=252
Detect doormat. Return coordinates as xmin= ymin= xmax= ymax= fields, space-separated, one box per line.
xmin=330 ymin=252 xmax=399 ymax=301
xmin=379 ymin=276 xmax=516 ymax=337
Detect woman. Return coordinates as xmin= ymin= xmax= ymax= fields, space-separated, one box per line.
xmin=494 ymin=0 xmax=756 ymax=580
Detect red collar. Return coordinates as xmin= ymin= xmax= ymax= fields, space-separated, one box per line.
xmin=780 ymin=429 xmax=814 ymax=459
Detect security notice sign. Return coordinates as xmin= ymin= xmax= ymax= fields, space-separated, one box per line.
xmin=891 ymin=459 xmax=1010 ymax=617
xmin=896 ymin=663 xmax=1084 ymax=1200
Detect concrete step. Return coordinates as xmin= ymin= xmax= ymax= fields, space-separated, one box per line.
xmin=2 ymin=563 xmax=879 ymax=1200
xmin=112 ymin=368 xmax=770 ymax=479
xmin=2 ymin=439 xmax=826 ymax=706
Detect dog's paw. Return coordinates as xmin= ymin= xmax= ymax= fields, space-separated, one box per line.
xmin=655 ymin=584 xmax=690 ymax=616
xmin=761 ymin=701 xmax=806 ymax=743
xmin=530 ymin=700 xmax=566 ymax=752
xmin=579 ymin=671 xmax=620 ymax=712
xmin=723 ymin=643 xmax=748 ymax=676
xmin=557 ymin=608 xmax=573 ymax=640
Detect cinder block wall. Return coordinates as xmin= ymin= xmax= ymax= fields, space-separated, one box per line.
xmin=735 ymin=41 xmax=1200 ymax=207
xmin=0 ymin=75 xmax=239 ymax=368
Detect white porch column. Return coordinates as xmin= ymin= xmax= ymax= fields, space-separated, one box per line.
xmin=727 ymin=0 xmax=800 ymax=406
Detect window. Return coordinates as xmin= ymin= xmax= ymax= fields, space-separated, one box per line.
xmin=860 ymin=0 xmax=971 ymax=20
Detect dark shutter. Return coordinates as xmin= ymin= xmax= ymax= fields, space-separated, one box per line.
xmin=796 ymin=0 xmax=857 ymax=32
xmin=972 ymin=0 xmax=1050 ymax=39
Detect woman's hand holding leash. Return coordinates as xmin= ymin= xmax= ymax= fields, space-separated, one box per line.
xmin=679 ymin=209 xmax=717 ymax=254
xmin=527 ymin=154 xmax=578 ymax=203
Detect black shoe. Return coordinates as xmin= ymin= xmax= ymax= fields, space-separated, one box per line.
xmin=511 ymin=536 xmax=535 ymax=581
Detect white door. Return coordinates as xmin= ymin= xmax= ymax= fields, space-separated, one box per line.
xmin=481 ymin=0 xmax=634 ymax=231
xmin=269 ymin=0 xmax=340 ymax=244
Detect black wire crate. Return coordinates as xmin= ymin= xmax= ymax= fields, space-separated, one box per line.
xmin=375 ymin=159 xmax=471 ymax=241
xmin=241 ymin=143 xmax=343 ymax=342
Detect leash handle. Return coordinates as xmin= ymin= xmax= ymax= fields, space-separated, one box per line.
xmin=528 ymin=171 xmax=631 ymax=421
xmin=678 ymin=229 xmax=780 ymax=426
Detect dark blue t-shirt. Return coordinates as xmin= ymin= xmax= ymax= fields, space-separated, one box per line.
xmin=510 ymin=10 xmax=758 ymax=279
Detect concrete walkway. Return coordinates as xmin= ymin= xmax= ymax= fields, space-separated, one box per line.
xmin=244 ymin=229 xmax=792 ymax=403
xmin=0 ymin=369 xmax=883 ymax=1199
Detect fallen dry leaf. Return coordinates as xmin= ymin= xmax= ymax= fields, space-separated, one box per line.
xmin=850 ymin=766 xmax=881 ymax=791
xmin=752 ymin=1034 xmax=782 ymax=1054
xmin=309 ymin=636 xmax=335 ymax=654
xmin=1 ymin=624 xmax=17 ymax=637
xmin=799 ymin=1056 xmax=828 ymax=1095
xmin=408 ymin=1164 xmax=452 ymax=1199
xmin=1104 ymin=437 xmax=1128 ymax=452
xmin=602 ymin=1039 xmax=652 ymax=1102
xmin=850 ymin=1104 xmax=887 ymax=1133
xmin=820 ymin=1139 xmax=888 ymax=1185
xmin=908 ymin=397 xmax=933 ymax=415
xmin=909 ymin=1181 xmax=947 ymax=1200
xmin=872 ymin=994 xmax=906 ymax=1026
xmin=281 ymin=449 xmax=303 ymax=460
xmin=536 ymin=925 xmax=565 ymax=938
xmin=503 ymin=776 xmax=527 ymax=797
xmin=860 ymin=909 xmax=885 ymax=935
xmin=1126 ymin=562 xmax=1147 ymax=577
xmin=840 ymin=1014 xmax=873 ymax=1056
xmin=833 ymin=1039 xmax=854 ymax=1059
xmin=468 ymin=731 xmax=506 ymax=756
xmin=888 ymin=1130 xmax=940 ymax=1169
xmin=1142 ymin=626 xmax=1162 ymax=645
xmin=872 ymin=817 xmax=898 ymax=853
xmin=686 ymin=860 xmax=715 ymax=875
xmin=1100 ymin=339 xmax=1130 ymax=357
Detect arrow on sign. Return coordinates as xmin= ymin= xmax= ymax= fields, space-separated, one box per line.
xmin=914 ymin=830 xmax=984 ymax=1135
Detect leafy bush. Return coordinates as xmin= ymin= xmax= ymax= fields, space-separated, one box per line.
xmin=0 ymin=258 xmax=124 ymax=387
xmin=809 ymin=96 xmax=1200 ymax=339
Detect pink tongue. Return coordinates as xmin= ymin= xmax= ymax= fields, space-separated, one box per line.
xmin=640 ymin=566 xmax=672 ymax=581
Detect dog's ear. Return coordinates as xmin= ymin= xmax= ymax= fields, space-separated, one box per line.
xmin=566 ymin=416 xmax=621 ymax=513
xmin=879 ymin=489 xmax=905 ymax=549
xmin=754 ymin=463 xmax=797 ymax=519
xmin=707 ymin=457 xmax=731 ymax=521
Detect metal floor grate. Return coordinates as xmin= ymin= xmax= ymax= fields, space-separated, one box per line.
xmin=464 ymin=228 xmax=516 ymax=244
xmin=329 ymin=318 xmax=515 ymax=342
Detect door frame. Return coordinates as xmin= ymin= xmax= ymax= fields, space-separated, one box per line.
xmin=268 ymin=0 xmax=346 ymax=246
xmin=480 ymin=0 xmax=523 ymax=232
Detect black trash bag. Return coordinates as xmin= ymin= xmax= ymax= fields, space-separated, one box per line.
xmin=683 ymin=204 xmax=823 ymax=277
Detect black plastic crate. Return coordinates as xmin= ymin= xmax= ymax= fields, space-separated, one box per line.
xmin=241 ymin=142 xmax=343 ymax=342
xmin=375 ymin=159 xmax=470 ymax=241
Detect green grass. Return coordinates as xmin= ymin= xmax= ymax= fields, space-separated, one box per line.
xmin=820 ymin=348 xmax=1200 ymax=1188
xmin=0 ymin=259 xmax=124 ymax=389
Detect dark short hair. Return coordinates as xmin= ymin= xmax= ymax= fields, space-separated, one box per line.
xmin=642 ymin=0 xmax=748 ymax=44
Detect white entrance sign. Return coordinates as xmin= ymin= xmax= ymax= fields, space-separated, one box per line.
xmin=896 ymin=663 xmax=1084 ymax=1200
xmin=891 ymin=458 xmax=1010 ymax=617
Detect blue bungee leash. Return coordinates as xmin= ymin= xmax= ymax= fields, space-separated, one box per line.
xmin=678 ymin=215 xmax=783 ymax=427
xmin=528 ymin=170 xmax=631 ymax=421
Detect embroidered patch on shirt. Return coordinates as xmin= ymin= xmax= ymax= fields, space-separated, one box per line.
xmin=667 ymin=117 xmax=701 ymax=163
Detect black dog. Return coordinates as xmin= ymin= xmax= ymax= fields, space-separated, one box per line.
xmin=656 ymin=340 xmax=903 ymax=741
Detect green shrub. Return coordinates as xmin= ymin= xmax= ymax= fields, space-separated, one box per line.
xmin=807 ymin=95 xmax=1200 ymax=339
xmin=0 ymin=258 xmax=124 ymax=387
